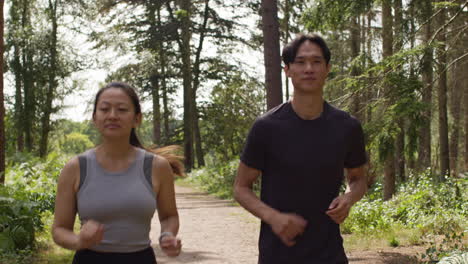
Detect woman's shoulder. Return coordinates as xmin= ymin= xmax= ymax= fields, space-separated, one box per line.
xmin=64 ymin=149 xmax=94 ymax=171
xmin=62 ymin=155 xmax=80 ymax=173
xmin=57 ymin=155 xmax=82 ymax=191
xmin=150 ymin=153 xmax=171 ymax=171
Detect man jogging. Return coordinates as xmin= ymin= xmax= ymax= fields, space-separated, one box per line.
xmin=234 ymin=34 xmax=367 ymax=264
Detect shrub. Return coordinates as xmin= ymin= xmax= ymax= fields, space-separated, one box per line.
xmin=0 ymin=187 xmax=39 ymax=252
xmin=1 ymin=151 xmax=66 ymax=253
xmin=188 ymin=159 xmax=261 ymax=199
xmin=342 ymin=171 xmax=467 ymax=236
xmin=189 ymin=160 xmax=239 ymax=199
xmin=61 ymin=132 xmax=94 ymax=155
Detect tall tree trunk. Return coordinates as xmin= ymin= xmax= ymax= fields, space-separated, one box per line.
xmin=394 ymin=0 xmax=405 ymax=181
xmin=261 ymin=0 xmax=282 ymax=110
xmin=418 ymin=0 xmax=433 ymax=172
xmin=39 ymin=0 xmax=58 ymax=157
xmin=464 ymin=68 xmax=468 ymax=172
xmin=350 ymin=16 xmax=362 ymax=121
xmin=23 ymin=52 xmax=35 ymax=152
xmin=194 ymin=114 xmax=203 ymax=167
xmin=382 ymin=0 xmax=395 ymax=201
xmin=13 ymin=45 xmax=24 ymax=152
xmin=180 ymin=0 xmax=194 ymax=170
xmin=365 ymin=12 xmax=375 ymax=186
xmin=463 ymin=15 xmax=468 ymax=173
xmin=0 ymin=0 xmax=5 ymax=184
xmin=151 ymin=74 xmax=161 ymax=145
xmin=21 ymin=1 xmax=35 ymax=152
xmin=191 ymin=0 xmax=210 ymax=167
xmin=382 ymin=0 xmax=393 ymax=58
xmin=395 ymin=127 xmax=405 ymax=182
xmin=407 ymin=1 xmax=417 ymax=171
xmin=394 ymin=0 xmax=403 ymax=51
xmin=148 ymin=2 xmax=161 ymax=146
xmin=448 ymin=4 xmax=465 ymax=177
xmin=383 ymin=152 xmax=396 ymax=200
xmin=156 ymin=5 xmax=170 ymax=142
xmin=436 ymin=7 xmax=450 ymax=178
xmin=409 ymin=2 xmax=416 ymax=78
xmin=360 ymin=14 xmax=365 ymax=63
xmin=162 ymin=76 xmax=170 ymax=141
xmin=365 ymin=12 xmax=373 ymax=125
xmin=449 ymin=60 xmax=463 ymax=178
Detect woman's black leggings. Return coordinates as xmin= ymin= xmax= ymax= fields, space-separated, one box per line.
xmin=72 ymin=247 xmax=157 ymax=264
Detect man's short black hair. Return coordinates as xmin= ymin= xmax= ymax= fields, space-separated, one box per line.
xmin=282 ymin=34 xmax=331 ymax=66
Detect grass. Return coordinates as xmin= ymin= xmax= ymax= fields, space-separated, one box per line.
xmin=174 ymin=177 xmax=195 ymax=188
xmin=26 ymin=213 xmax=77 ymax=264
xmin=32 ymin=226 xmax=75 ymax=263
xmin=31 ymin=213 xmax=75 ymax=264
xmin=33 ymin=246 xmax=74 ymax=264
xmin=0 ymin=233 xmax=74 ymax=264
xmin=343 ymin=227 xmax=425 ymax=251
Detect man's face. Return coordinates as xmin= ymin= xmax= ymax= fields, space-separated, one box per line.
xmin=284 ymin=40 xmax=331 ymax=95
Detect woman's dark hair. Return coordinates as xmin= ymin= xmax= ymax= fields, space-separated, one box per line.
xmin=93 ymin=81 xmax=185 ymax=176
xmin=282 ymin=33 xmax=331 ymax=66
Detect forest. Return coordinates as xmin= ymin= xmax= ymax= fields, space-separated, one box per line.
xmin=0 ymin=0 xmax=466 ymax=263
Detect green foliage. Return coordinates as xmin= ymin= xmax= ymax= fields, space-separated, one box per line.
xmin=188 ymin=160 xmax=239 ymax=199
xmin=362 ymin=48 xmax=426 ymax=161
xmin=6 ymin=0 xmax=85 ymax=155
xmin=6 ymin=151 xmax=65 ymax=213
xmin=0 ymin=151 xmax=66 ymax=255
xmin=341 ymin=198 xmax=392 ymax=234
xmin=0 ymin=187 xmax=39 ymax=252
xmin=342 ymin=171 xmax=467 ymax=237
xmin=389 ymin=236 xmax=400 ymax=247
xmin=200 ymin=72 xmax=265 ymax=163
xmin=50 ymin=119 xmax=100 ymax=149
xmin=61 ymin=132 xmax=94 ymax=155
xmin=302 ymin=0 xmax=374 ymax=31
xmin=175 ymin=9 xmax=189 ymax=19
xmin=325 ymin=44 xmax=428 ymax=166
xmin=4 ymin=111 xmax=18 ymax=157
xmin=188 ymin=157 xmax=261 ymax=200
xmin=0 ymin=248 xmax=35 ymax=264
xmin=53 ymin=119 xmax=91 ymax=137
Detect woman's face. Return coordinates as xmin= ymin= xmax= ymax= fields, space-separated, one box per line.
xmin=93 ymin=87 xmax=141 ymax=140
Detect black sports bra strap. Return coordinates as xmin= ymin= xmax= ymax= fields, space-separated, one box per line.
xmin=143 ymin=152 xmax=154 ymax=187
xmin=78 ymin=154 xmax=87 ymax=190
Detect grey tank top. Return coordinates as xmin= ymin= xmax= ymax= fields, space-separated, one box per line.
xmin=77 ymin=148 xmax=157 ymax=253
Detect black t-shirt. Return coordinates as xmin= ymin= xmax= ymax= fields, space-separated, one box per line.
xmin=241 ymin=101 xmax=366 ymax=264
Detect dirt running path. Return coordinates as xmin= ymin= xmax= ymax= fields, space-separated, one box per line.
xmin=150 ymin=185 xmax=421 ymax=264
xmin=150 ymin=185 xmax=259 ymax=263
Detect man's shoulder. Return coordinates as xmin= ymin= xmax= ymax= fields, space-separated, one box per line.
xmin=326 ymin=102 xmax=361 ymax=126
xmin=255 ymin=102 xmax=291 ymax=124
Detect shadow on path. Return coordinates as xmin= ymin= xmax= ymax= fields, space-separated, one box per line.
xmin=348 ymin=248 xmax=422 ymax=264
